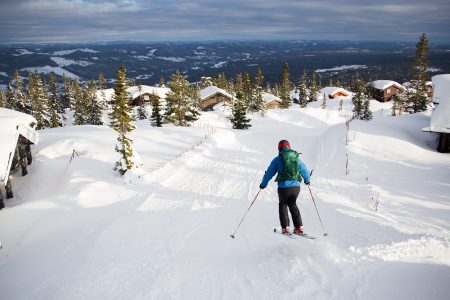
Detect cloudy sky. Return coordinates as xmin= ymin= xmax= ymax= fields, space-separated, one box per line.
xmin=1 ymin=0 xmax=449 ymax=43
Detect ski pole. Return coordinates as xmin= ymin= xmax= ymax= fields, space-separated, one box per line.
xmin=307 ymin=185 xmax=328 ymax=236
xmin=230 ymin=189 xmax=262 ymax=239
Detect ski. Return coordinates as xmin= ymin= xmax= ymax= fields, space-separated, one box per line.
xmin=273 ymin=228 xmax=316 ymax=239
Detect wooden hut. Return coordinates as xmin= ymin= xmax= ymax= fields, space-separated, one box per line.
xmin=97 ymin=85 xmax=170 ymax=106
xmin=319 ymin=87 xmax=351 ymax=99
xmin=423 ymin=74 xmax=450 ymax=153
xmin=262 ymin=92 xmax=282 ymax=109
xmin=200 ymin=86 xmax=233 ymax=111
xmin=368 ymin=80 xmax=405 ymax=102
xmin=0 ymin=108 xmax=38 ymax=208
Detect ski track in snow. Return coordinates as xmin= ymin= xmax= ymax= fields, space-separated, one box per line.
xmin=0 ymin=102 xmax=449 ymax=299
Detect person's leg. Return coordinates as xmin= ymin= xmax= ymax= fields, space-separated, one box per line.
xmin=286 ymin=186 xmax=302 ymax=228
xmin=277 ymin=188 xmax=290 ymax=229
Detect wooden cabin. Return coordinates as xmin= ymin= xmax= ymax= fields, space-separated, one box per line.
xmin=423 ymin=74 xmax=450 ymax=153
xmin=368 ymin=80 xmax=405 ymax=102
xmin=0 ymin=108 xmax=38 ymax=208
xmin=200 ymin=86 xmax=233 ymax=111
xmin=262 ymin=92 xmax=282 ymax=109
xmin=131 ymin=92 xmax=160 ymax=107
xmin=319 ymin=87 xmax=351 ymax=99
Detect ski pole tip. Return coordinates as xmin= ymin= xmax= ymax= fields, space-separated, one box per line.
xmin=230 ymin=235 xmax=235 ymax=239
xmin=323 ymin=233 xmax=328 ymax=236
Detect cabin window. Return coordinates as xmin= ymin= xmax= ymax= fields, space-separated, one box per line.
xmin=144 ymin=95 xmax=150 ymax=100
xmin=386 ymin=88 xmax=391 ymax=94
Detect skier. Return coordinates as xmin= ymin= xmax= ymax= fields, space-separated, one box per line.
xmin=259 ymin=140 xmax=311 ymax=235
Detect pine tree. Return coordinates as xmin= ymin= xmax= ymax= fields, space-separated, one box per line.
xmin=98 ymin=72 xmax=108 ymax=109
xmin=352 ymin=77 xmax=372 ymax=120
xmin=63 ymin=75 xmax=75 ymax=110
xmin=362 ymin=98 xmax=373 ymax=121
xmin=279 ymin=61 xmax=291 ymax=108
xmin=89 ymin=79 xmax=103 ymax=125
xmin=253 ymin=67 xmax=266 ymax=115
xmin=12 ymin=70 xmax=26 ymax=113
xmin=230 ymin=74 xmax=251 ymax=129
xmin=109 ymin=65 xmax=135 ymax=176
xmin=31 ymin=71 xmax=50 ymax=129
xmin=5 ymin=84 xmax=15 ymax=110
xmin=73 ymin=80 xmax=86 ymax=125
xmin=0 ymin=90 xmax=6 ymax=107
xmin=408 ymin=33 xmax=430 ymax=113
xmin=150 ymin=93 xmax=163 ymax=127
xmin=165 ymin=70 xmax=199 ymax=126
xmin=298 ymin=69 xmax=309 ymax=108
xmin=26 ymin=72 xmax=35 ymax=115
xmin=48 ymin=72 xmax=62 ymax=128
xmin=159 ymin=75 xmax=165 ymax=87
xmin=241 ymin=72 xmax=253 ymax=109
xmin=321 ymin=93 xmax=327 ymax=109
xmin=310 ymin=72 xmax=319 ymax=101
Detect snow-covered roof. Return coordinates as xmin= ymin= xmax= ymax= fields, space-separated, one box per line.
xmin=425 ymin=74 xmax=450 ymax=133
xmin=0 ymin=108 xmax=38 ymax=182
xmin=319 ymin=87 xmax=351 ymax=97
xmin=262 ymin=92 xmax=281 ymax=103
xmin=370 ymin=80 xmax=404 ymax=91
xmin=200 ymin=86 xmax=233 ymax=100
xmin=97 ymin=85 xmax=171 ymax=102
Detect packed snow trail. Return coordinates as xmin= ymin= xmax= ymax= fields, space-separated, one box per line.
xmin=0 ymin=104 xmax=449 ymax=299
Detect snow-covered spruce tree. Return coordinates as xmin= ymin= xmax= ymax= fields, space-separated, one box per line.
xmin=48 ymin=72 xmax=62 ymax=128
xmin=63 ymin=75 xmax=75 ymax=110
xmin=352 ymin=77 xmax=372 ymax=120
xmin=230 ymin=74 xmax=251 ymax=129
xmin=98 ymin=72 xmax=108 ymax=109
xmin=339 ymin=97 xmax=344 ymax=111
xmin=150 ymin=92 xmax=163 ymax=127
xmin=109 ymin=65 xmax=135 ymax=176
xmin=408 ymin=33 xmax=430 ymax=113
xmin=31 ymin=71 xmax=50 ymax=129
xmin=279 ymin=61 xmax=291 ymax=108
xmin=253 ymin=67 xmax=266 ymax=116
xmin=362 ymin=97 xmax=373 ymax=121
xmin=0 ymin=90 xmax=5 ymax=107
xmin=230 ymin=92 xmax=251 ymax=129
xmin=12 ymin=70 xmax=26 ymax=113
xmin=159 ymin=75 xmax=165 ymax=87
xmin=88 ymin=79 xmax=103 ymax=125
xmin=321 ymin=93 xmax=327 ymax=109
xmin=310 ymin=72 xmax=319 ymax=101
xmin=5 ymin=84 xmax=15 ymax=110
xmin=73 ymin=81 xmax=87 ymax=125
xmin=241 ymin=72 xmax=253 ymax=110
xmin=298 ymin=69 xmax=309 ymax=108
xmin=135 ymin=85 xmax=148 ymax=120
xmin=165 ymin=70 xmax=199 ymax=126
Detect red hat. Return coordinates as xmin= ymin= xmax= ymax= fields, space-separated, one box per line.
xmin=278 ymin=140 xmax=290 ymax=150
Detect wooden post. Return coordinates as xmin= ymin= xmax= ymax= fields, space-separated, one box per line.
xmin=5 ymin=177 xmax=13 ymax=199
xmin=19 ymin=146 xmax=28 ymax=176
xmin=26 ymin=144 xmax=32 ymax=165
xmin=0 ymin=184 xmax=4 ymax=209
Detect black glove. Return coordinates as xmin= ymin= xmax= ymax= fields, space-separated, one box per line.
xmin=259 ymin=183 xmax=266 ymax=189
xmin=304 ymin=181 xmax=310 ymax=185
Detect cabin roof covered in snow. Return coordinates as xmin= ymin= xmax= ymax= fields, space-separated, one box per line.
xmin=200 ymin=86 xmax=233 ymax=100
xmin=370 ymin=80 xmax=404 ymax=91
xmin=425 ymin=74 xmax=450 ymax=133
xmin=97 ymin=85 xmax=171 ymax=102
xmin=0 ymin=108 xmax=38 ymax=182
xmin=262 ymin=92 xmax=281 ymax=103
xmin=319 ymin=87 xmax=351 ymax=97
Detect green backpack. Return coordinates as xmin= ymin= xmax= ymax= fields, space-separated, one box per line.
xmin=276 ymin=149 xmax=303 ymax=182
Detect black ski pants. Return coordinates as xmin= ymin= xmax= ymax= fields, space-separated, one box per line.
xmin=278 ymin=186 xmax=302 ymax=229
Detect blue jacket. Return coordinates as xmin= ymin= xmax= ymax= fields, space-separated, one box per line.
xmin=260 ymin=147 xmax=311 ymax=188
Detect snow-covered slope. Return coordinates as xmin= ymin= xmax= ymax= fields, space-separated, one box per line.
xmin=0 ymin=103 xmax=449 ymax=299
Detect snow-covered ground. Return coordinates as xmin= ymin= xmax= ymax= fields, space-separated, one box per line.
xmin=0 ymin=100 xmax=449 ymax=299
